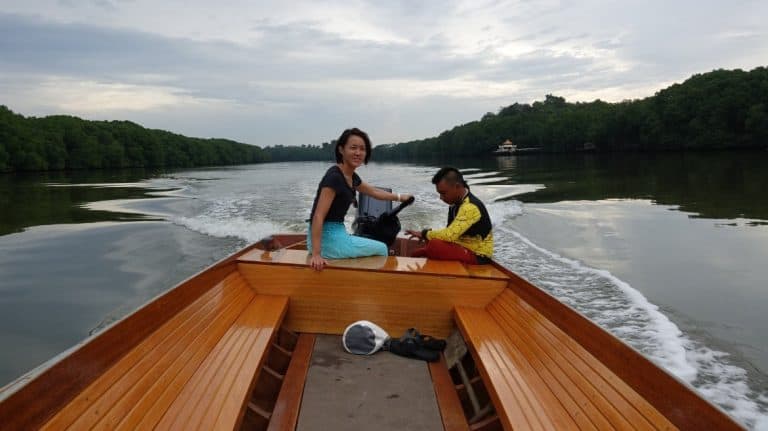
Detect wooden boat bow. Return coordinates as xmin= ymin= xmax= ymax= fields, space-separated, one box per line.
xmin=0 ymin=234 xmax=745 ymax=430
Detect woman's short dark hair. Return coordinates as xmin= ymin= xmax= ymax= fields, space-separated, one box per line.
xmin=335 ymin=128 xmax=372 ymax=164
xmin=432 ymin=166 xmax=469 ymax=188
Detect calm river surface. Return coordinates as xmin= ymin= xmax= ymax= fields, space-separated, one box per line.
xmin=1 ymin=151 xmax=767 ymax=428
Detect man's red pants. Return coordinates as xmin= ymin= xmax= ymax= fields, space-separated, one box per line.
xmin=411 ymin=239 xmax=479 ymax=264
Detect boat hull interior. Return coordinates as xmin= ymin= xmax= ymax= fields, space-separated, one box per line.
xmin=0 ymin=234 xmax=745 ymax=430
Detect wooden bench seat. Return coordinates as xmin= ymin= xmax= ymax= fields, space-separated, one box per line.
xmin=41 ymin=272 xmax=288 ymax=430
xmin=455 ymin=290 xmax=677 ymax=431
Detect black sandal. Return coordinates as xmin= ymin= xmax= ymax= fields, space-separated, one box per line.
xmin=387 ymin=337 xmax=440 ymax=362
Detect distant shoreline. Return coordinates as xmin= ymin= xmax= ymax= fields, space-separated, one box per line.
xmin=3 ymin=146 xmax=768 ymax=174
xmin=3 ymin=67 xmax=766 ymax=172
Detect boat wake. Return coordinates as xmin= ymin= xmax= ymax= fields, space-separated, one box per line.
xmin=172 ymin=214 xmax=286 ymax=244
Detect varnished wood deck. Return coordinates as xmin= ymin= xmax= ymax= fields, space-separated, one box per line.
xmin=0 ymin=236 xmax=745 ymax=430
xmin=239 ymin=248 xmax=507 ymax=279
xmin=237 ymin=249 xmax=509 ymax=338
xmin=39 ymin=271 xmax=288 ymax=430
xmin=456 ymin=302 xmax=677 ymax=430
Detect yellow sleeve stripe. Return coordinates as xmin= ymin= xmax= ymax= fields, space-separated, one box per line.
xmin=426 ymin=200 xmax=481 ymax=242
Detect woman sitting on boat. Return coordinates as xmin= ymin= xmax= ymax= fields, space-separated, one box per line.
xmin=308 ymin=128 xmax=413 ymax=271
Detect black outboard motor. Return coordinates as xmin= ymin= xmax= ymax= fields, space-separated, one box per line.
xmin=353 ymin=188 xmax=415 ymax=247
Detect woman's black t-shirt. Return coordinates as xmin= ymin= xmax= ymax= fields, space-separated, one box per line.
xmin=309 ymin=166 xmax=361 ymax=223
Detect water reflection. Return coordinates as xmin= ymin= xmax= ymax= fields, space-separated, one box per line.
xmin=451 ymin=151 xmax=768 ymax=222
xmin=0 ymin=169 xmax=174 ymax=236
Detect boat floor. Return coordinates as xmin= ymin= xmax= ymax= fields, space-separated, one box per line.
xmin=297 ymin=335 xmax=443 ymax=431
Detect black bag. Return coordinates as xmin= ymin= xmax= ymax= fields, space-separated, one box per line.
xmin=353 ymin=189 xmax=414 ymax=247
xmin=385 ymin=328 xmax=446 ymax=362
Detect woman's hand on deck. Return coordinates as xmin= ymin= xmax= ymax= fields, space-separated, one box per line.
xmin=310 ymin=254 xmax=328 ymax=271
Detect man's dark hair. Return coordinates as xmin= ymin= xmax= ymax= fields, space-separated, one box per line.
xmin=431 ymin=166 xmax=469 ymax=188
xmin=335 ymin=128 xmax=372 ymax=164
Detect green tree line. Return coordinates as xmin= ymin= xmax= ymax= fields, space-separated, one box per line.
xmin=374 ymin=67 xmax=768 ymax=160
xmin=262 ymin=142 xmax=335 ymax=162
xmin=4 ymin=67 xmax=766 ymax=170
xmin=0 ymin=107 xmax=269 ymax=172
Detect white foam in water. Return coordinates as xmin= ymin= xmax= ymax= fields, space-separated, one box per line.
xmin=504 ymin=225 xmax=697 ymax=379
xmin=486 ymin=199 xmax=525 ymax=223
xmin=45 ymin=182 xmax=149 ymax=188
xmin=172 ymin=215 xmax=285 ymax=244
xmin=486 ymin=184 xmax=546 ymax=202
xmin=464 ymin=176 xmax=510 ymax=185
xmin=486 ymin=199 xmax=768 ymax=429
xmin=463 ymin=170 xmax=500 ymax=179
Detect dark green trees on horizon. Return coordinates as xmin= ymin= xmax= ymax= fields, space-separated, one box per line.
xmin=374 ymin=67 xmax=768 ymax=160
xmin=2 ymin=67 xmax=767 ymax=172
xmin=0 ymin=108 xmax=270 ymax=172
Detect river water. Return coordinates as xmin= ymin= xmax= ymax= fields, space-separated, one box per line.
xmin=0 ymin=152 xmax=767 ymax=428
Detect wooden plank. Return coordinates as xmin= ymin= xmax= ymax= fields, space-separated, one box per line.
xmin=285 ymin=301 xmax=457 ymax=340
xmin=156 ymin=295 xmax=289 ymax=431
xmin=238 ymin=262 xmax=506 ymax=338
xmin=494 ymin=270 xmax=744 ymax=430
xmin=330 ymin=255 xmax=470 ymax=276
xmin=488 ymin=296 xmax=632 ymax=430
xmin=240 ymin=249 xmax=310 ymax=265
xmin=117 ymin=287 xmax=255 ymax=431
xmin=463 ymin=264 xmax=509 ymax=280
xmin=267 ymin=334 xmax=316 ymax=431
xmin=0 ymin=260 xmax=240 ymax=431
xmin=455 ymin=306 xmax=567 ymax=431
xmin=153 ymin=299 xmax=265 ymax=430
xmin=41 ymin=273 xmax=253 ymax=430
xmin=428 ymin=354 xmax=471 ymax=431
xmin=489 ymin=291 xmax=676 ymax=430
xmin=238 ymin=249 xmax=472 ymax=277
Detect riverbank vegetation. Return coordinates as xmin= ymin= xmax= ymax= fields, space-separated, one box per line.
xmin=2 ymin=68 xmax=766 ymax=171
xmin=375 ymin=67 xmax=768 ymax=160
xmin=0 ymin=108 xmax=269 ymax=172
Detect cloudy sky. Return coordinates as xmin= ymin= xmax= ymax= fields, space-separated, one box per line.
xmin=1 ymin=1 xmax=766 ymax=147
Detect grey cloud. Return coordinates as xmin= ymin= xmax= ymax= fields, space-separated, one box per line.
xmin=0 ymin=12 xmax=633 ymax=101
xmin=243 ymin=20 xmax=476 ymax=81
xmin=546 ymin=33 xmax=591 ymax=46
xmin=594 ymin=38 xmax=623 ymax=50
xmin=92 ymin=0 xmax=118 ymax=11
xmin=509 ymin=26 xmax=559 ymax=43
xmin=0 ymin=14 xmax=481 ymax=86
xmin=2 ymin=1 xmax=766 ymax=147
xmin=0 ymin=13 xmax=201 ymax=77
xmin=472 ymin=48 xmax=595 ymax=82
xmin=0 ymin=12 xmax=527 ymax=145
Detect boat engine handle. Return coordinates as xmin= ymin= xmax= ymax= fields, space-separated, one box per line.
xmin=386 ymin=196 xmax=415 ymax=218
